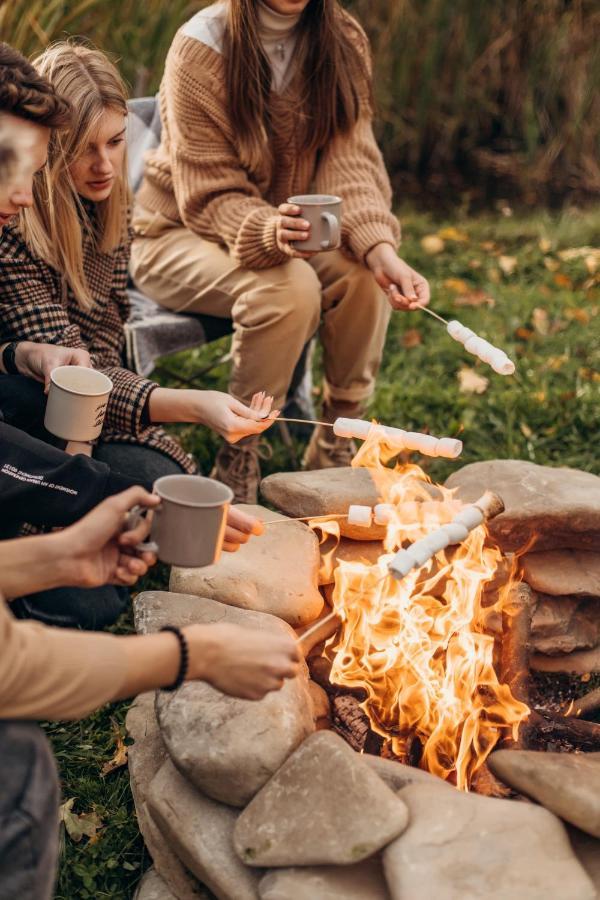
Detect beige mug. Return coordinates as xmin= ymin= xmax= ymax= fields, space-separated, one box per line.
xmin=44 ymin=366 xmax=112 ymax=442
xmin=132 ymin=475 xmax=234 ymax=568
xmin=287 ymin=193 xmax=342 ymax=252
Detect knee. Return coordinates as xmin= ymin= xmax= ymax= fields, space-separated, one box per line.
xmin=276 ymin=259 xmax=322 ymax=329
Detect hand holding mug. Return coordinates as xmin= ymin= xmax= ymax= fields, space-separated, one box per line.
xmin=276 ymin=202 xmax=316 ymax=259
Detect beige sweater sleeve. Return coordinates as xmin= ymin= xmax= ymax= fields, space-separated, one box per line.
xmin=162 ymin=36 xmax=288 ymax=270
xmin=314 ymin=24 xmax=401 ymax=261
xmin=0 ymin=597 xmax=128 ymax=721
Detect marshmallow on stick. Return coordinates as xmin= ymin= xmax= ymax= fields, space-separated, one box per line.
xmin=387 ymin=491 xmax=504 ymax=580
xmin=446 ymin=320 xmax=515 ymax=375
xmin=333 ymin=419 xmax=462 ymax=459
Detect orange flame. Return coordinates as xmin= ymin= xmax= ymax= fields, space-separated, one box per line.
xmin=322 ymin=426 xmax=529 ymax=791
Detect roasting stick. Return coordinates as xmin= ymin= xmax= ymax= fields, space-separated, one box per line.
xmin=387 ymin=490 xmax=505 ymax=580
xmin=297 ymin=610 xmax=338 ymax=647
xmin=263 ymin=504 xmax=396 ymax=528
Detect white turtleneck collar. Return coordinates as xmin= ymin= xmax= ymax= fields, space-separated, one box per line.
xmin=257 ymin=1 xmax=301 ymax=92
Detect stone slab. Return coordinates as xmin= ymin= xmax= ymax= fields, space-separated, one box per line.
xmin=259 ymin=858 xmax=390 ymax=900
xmin=135 ymin=867 xmax=179 ymax=900
xmin=532 ymin=647 xmax=600 ymax=674
xmin=522 ymin=550 xmax=600 ymax=598
xmin=148 ymin=759 xmax=260 ymax=900
xmin=234 ymin=731 xmax=408 ymax=867
xmin=170 ymin=505 xmax=323 ymax=627
xmin=445 ymin=460 xmax=600 ymax=552
xmin=363 ymin=754 xmax=454 ymax=792
xmin=133 ymin=593 xmax=314 ymax=808
xmin=489 ymin=750 xmax=600 ymax=838
xmin=569 ymin=828 xmax=600 ymax=898
xmin=383 ymin=782 xmax=595 ymax=900
xmin=126 ymin=694 xmax=207 ymax=900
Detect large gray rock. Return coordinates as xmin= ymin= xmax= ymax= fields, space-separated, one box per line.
xmin=569 ymin=828 xmax=600 ymax=897
xmin=363 ymin=753 xmax=453 ymax=792
xmin=531 ymin=595 xmax=600 ymax=655
xmin=170 ymin=505 xmax=323 ymax=627
xmin=383 ymin=783 xmax=595 ymax=900
xmin=445 ymin=460 xmax=600 ymax=552
xmin=261 ymin=467 xmax=387 ymax=540
xmin=147 ymin=759 xmax=260 ymax=900
xmin=489 ymin=750 xmax=600 ymax=838
xmin=233 ymin=731 xmax=408 ymax=867
xmin=135 ymin=867 xmax=179 ymax=900
xmin=133 ymin=593 xmax=314 ymax=808
xmin=259 ymin=859 xmax=390 ymax=900
xmin=522 ymin=550 xmax=600 ymax=598
xmin=126 ymin=695 xmax=207 ymax=900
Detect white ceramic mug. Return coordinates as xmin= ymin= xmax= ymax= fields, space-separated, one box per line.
xmin=287 ymin=194 xmax=342 ymax=252
xmin=132 ymin=475 xmax=234 ymax=568
xmin=44 ymin=366 xmax=112 ymax=442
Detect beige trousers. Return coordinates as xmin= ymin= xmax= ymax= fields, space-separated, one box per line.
xmin=130 ymin=209 xmax=391 ymax=410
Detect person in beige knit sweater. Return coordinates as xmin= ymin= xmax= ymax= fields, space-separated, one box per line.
xmin=131 ymin=0 xmax=430 ymax=502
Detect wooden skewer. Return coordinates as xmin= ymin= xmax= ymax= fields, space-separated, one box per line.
xmin=262 ymin=415 xmax=332 ymax=426
xmin=261 ymin=513 xmax=348 ymax=526
xmin=420 ymin=305 xmax=449 ymax=325
xmin=296 ymin=610 xmax=338 ymax=645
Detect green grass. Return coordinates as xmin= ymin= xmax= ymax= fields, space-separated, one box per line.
xmin=46 ymin=205 xmax=600 ymax=898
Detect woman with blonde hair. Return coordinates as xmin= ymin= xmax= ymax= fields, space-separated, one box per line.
xmin=0 ymin=41 xmax=276 ymax=626
xmin=131 ymin=0 xmax=430 ymax=503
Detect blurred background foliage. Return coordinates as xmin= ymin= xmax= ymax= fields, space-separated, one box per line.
xmin=1 ymin=0 xmax=598 ymax=207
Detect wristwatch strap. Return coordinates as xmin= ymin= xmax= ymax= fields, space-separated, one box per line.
xmin=1 ymin=341 xmax=19 ymax=375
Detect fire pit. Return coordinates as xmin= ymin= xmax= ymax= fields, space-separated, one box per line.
xmin=129 ymin=445 xmax=600 ymax=900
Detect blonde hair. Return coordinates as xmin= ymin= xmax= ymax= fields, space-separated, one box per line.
xmin=20 ymin=42 xmax=130 ymax=309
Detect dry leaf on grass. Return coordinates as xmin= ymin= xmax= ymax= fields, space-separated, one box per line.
xmin=539 ymin=238 xmax=552 ymax=253
xmin=515 ymin=326 xmax=534 ymax=340
xmin=558 ymin=247 xmax=600 ymax=263
xmin=498 ymin=255 xmax=517 ymax=276
xmin=437 ymin=226 xmax=469 ymax=242
xmin=458 ymin=367 xmax=489 ymax=394
xmin=443 ymin=277 xmax=470 ymax=294
xmin=532 ymin=307 xmax=550 ymax=335
xmin=420 ymin=234 xmax=445 ymax=255
xmin=564 ymin=307 xmax=590 ymax=324
xmin=543 ymin=256 xmax=560 ymax=272
xmin=453 ymin=289 xmax=495 ymax=309
xmin=520 ymin=422 xmax=534 ymax=439
xmin=101 ymin=727 xmax=129 ymax=777
xmin=59 ymin=798 xmax=102 ymax=844
xmin=401 ymin=328 xmax=422 ymax=348
xmin=553 ymin=272 xmax=573 ymax=289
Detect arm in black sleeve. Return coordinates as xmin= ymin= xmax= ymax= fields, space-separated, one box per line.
xmin=0 ymin=423 xmax=150 ymax=538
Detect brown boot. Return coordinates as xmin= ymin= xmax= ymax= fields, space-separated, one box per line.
xmin=302 ymin=400 xmax=363 ymax=470
xmin=211 ymin=438 xmax=268 ymax=504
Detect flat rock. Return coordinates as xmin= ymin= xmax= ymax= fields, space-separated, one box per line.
xmin=261 ymin=468 xmax=387 ymax=540
xmin=135 ymin=868 xmax=179 ymax=900
xmin=233 ymin=731 xmax=408 ymax=867
xmin=363 ymin=754 xmax=454 ymax=792
xmin=488 ymin=750 xmax=600 ymax=838
xmin=532 ymin=647 xmax=600 ymax=674
xmin=126 ymin=695 xmax=207 ymax=900
xmin=170 ymin=505 xmax=323 ymax=627
xmin=259 ymin=858 xmax=390 ymax=900
xmin=569 ymin=828 xmax=600 ymax=897
xmin=531 ymin=595 xmax=600 ymax=655
xmin=445 ymin=460 xmax=600 ymax=552
xmin=147 ymin=759 xmax=260 ymax=900
xmin=523 ymin=550 xmax=600 ymax=598
xmin=319 ymin=538 xmax=385 ymax=584
xmin=134 ymin=592 xmax=314 ymax=808
xmin=383 ymin=783 xmax=595 ymax=900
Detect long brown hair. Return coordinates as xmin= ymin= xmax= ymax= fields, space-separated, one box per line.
xmin=224 ymin=0 xmax=370 ymax=172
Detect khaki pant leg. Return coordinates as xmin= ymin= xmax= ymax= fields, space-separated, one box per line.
xmin=130 ymin=212 xmax=322 ymax=407
xmin=310 ymin=250 xmax=391 ymax=406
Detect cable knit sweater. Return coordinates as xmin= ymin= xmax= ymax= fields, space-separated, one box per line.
xmin=135 ymin=2 xmax=400 ymax=270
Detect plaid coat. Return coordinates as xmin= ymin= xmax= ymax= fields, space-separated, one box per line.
xmin=0 ymin=218 xmax=196 ymax=474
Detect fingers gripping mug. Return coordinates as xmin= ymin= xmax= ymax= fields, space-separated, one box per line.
xmin=129 ymin=475 xmax=234 ymax=568
xmin=44 ymin=366 xmax=112 ymax=442
xmin=287 ymin=194 xmax=342 ymax=252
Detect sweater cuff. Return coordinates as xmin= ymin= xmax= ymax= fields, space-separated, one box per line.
xmin=233 ymin=208 xmax=288 ymax=270
xmin=348 ymin=218 xmax=401 ymax=262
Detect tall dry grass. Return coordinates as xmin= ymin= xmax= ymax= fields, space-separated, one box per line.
xmin=1 ymin=0 xmax=598 ymax=203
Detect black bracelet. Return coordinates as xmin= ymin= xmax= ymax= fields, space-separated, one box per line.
xmin=2 ymin=341 xmax=19 ymax=375
xmin=160 ymin=626 xmax=189 ymax=691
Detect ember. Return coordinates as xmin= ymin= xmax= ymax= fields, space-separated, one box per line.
xmin=319 ymin=428 xmax=529 ymax=790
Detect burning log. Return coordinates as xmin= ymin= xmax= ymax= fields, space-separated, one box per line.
xmin=331 ymin=695 xmax=382 ymax=755
xmin=500 ymin=582 xmax=535 ymax=749
xmin=560 ymin=687 xmax=600 ymax=720
xmin=387 ymin=490 xmax=505 ymax=580
xmin=529 ymin=710 xmax=600 ymax=751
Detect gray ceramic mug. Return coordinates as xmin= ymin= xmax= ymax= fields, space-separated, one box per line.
xmin=288 ymin=194 xmax=342 ymax=252
xmin=131 ymin=475 xmax=234 ymax=568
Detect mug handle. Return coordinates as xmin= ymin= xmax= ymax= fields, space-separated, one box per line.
xmin=126 ymin=503 xmax=159 ymax=554
xmin=320 ymin=211 xmax=340 ymax=250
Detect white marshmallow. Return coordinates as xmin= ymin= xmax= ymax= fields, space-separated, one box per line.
xmin=347 ymin=504 xmax=373 ymax=527
xmin=388 ymin=549 xmax=414 ymax=578
xmin=374 ymin=503 xmax=395 ymax=525
xmin=447 ymin=318 xmax=516 ymax=376
xmin=440 ymin=522 xmax=470 ymax=543
xmin=332 ymin=418 xmax=462 ymax=460
xmin=453 ymin=506 xmax=484 ymax=530
xmin=333 ymin=417 xmax=372 ymax=440
xmin=436 ymin=438 xmax=463 ymax=459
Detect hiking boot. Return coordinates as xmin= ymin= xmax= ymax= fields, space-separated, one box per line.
xmin=302 ymin=426 xmax=357 ymax=470
xmin=211 ymin=438 xmax=268 ymax=504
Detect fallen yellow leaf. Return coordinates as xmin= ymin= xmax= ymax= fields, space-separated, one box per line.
xmin=420 ymin=234 xmax=445 ymax=255
xmin=101 ymin=720 xmax=129 ymax=777
xmin=553 ymin=273 xmax=573 ymax=289
xmin=515 ymin=326 xmax=534 ymax=340
xmin=453 ymin=290 xmax=495 ymax=309
xmin=498 ymin=255 xmax=517 ymax=276
xmin=533 ymin=391 xmax=546 ymax=403
xmin=539 ymin=238 xmax=552 ymax=253
xmin=520 ymin=422 xmax=534 ymax=439
xmin=437 ymin=226 xmax=469 ymax=242
xmin=480 ymin=241 xmax=498 ymax=252
xmin=543 ymin=256 xmax=560 ymax=272
xmin=564 ymin=307 xmax=590 ymax=324
xmin=443 ymin=277 xmax=470 ymax=294
xmin=401 ymin=328 xmax=422 ymax=349
xmin=546 ymin=354 xmax=568 ymax=370
xmin=558 ymin=247 xmax=600 ymax=262
xmin=458 ymin=367 xmax=489 ymax=395
xmin=59 ymin=798 xmax=102 ymax=844
xmin=532 ymin=307 xmax=550 ymax=335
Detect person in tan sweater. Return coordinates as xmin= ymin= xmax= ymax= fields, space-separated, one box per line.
xmin=131 ymin=0 xmax=430 ymax=502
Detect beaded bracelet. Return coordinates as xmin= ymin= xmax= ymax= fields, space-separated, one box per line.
xmin=160 ymin=626 xmax=189 ymax=691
